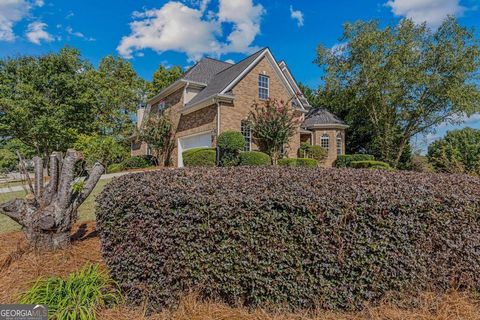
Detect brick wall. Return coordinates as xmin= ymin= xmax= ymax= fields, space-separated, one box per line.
xmin=311 ymin=128 xmax=346 ymax=167
xmin=220 ymin=56 xmax=302 ymax=158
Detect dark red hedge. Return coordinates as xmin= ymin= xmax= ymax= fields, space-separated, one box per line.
xmin=96 ymin=167 xmax=480 ymax=312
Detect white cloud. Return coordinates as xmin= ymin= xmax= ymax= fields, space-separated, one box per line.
xmin=25 ymin=21 xmax=53 ymax=44
xmin=0 ymin=0 xmax=31 ymax=41
xmin=386 ymin=0 xmax=466 ymax=27
xmin=118 ymin=0 xmax=265 ymax=61
xmin=66 ymin=26 xmax=95 ymax=41
xmin=289 ymin=5 xmax=304 ymax=27
xmin=224 ymin=59 xmax=234 ymax=63
xmin=0 ymin=0 xmax=48 ymax=42
xmin=217 ymin=0 xmax=265 ymax=53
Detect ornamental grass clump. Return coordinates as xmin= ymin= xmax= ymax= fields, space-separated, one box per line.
xmin=96 ymin=167 xmax=480 ymax=313
xmin=19 ymin=264 xmax=121 ymax=320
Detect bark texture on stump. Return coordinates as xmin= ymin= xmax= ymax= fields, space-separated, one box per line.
xmin=0 ymin=150 xmax=104 ymax=250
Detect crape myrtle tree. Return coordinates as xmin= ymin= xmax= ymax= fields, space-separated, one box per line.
xmin=249 ymin=98 xmax=299 ymax=165
xmin=0 ymin=150 xmax=104 ymax=250
xmin=315 ymin=17 xmax=480 ymax=168
xmin=140 ymin=113 xmax=174 ymax=166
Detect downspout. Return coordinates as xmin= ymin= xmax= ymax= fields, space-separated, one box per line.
xmin=215 ymin=98 xmax=221 ymax=166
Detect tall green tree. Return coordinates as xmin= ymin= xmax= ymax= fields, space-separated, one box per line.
xmin=148 ymin=65 xmax=183 ymax=98
xmin=316 ymin=17 xmax=480 ymax=167
xmin=87 ymin=55 xmax=145 ymax=137
xmin=0 ymin=47 xmax=96 ymax=158
xmin=428 ymin=127 xmax=480 ymax=175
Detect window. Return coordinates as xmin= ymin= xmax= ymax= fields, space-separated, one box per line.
xmin=158 ymin=101 xmax=166 ymax=112
xmin=321 ymin=134 xmax=330 ymax=150
xmin=336 ymin=133 xmax=343 ymax=155
xmin=258 ymin=74 xmax=269 ymax=100
xmin=241 ymin=120 xmax=252 ymax=151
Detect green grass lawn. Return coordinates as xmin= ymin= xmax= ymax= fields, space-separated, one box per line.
xmin=0 ymin=178 xmax=112 ymax=233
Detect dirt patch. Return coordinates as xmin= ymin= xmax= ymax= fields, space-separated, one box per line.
xmin=1 ymin=222 xmax=480 ymax=319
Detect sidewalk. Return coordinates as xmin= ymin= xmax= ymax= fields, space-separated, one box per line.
xmin=0 ymin=171 xmax=130 ymax=194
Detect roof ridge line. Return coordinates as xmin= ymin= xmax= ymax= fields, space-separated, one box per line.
xmin=211 ymin=47 xmax=267 ymax=77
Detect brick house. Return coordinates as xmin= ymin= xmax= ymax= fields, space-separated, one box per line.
xmin=132 ymin=48 xmax=347 ymax=167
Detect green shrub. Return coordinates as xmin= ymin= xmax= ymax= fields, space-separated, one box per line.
xmin=97 ymin=168 xmax=480 ymax=312
xmin=239 ymin=151 xmax=271 ymax=166
xmin=351 ymin=160 xmax=391 ymax=170
xmin=121 ymin=156 xmax=151 ymax=169
xmin=19 ymin=264 xmax=121 ymax=320
xmin=278 ymin=158 xmax=318 ymax=167
xmin=217 ymin=131 xmax=245 ymax=151
xmin=183 ymin=148 xmax=216 ymax=167
xmin=335 ymin=154 xmax=375 ymax=167
xmin=107 ymin=163 xmax=124 ymax=174
xmin=217 ymin=131 xmax=245 ymax=166
xmin=298 ymin=143 xmax=327 ymax=162
xmin=0 ymin=149 xmax=18 ymax=173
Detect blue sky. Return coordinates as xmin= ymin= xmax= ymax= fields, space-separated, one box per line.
xmin=0 ymin=0 xmax=479 ymax=151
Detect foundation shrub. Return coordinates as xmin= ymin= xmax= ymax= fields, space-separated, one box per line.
xmin=278 ymin=158 xmax=318 ymax=167
xmin=183 ymin=148 xmax=216 ymax=167
xmin=96 ymin=167 xmax=480 ymax=313
xmin=239 ymin=151 xmax=271 ymax=166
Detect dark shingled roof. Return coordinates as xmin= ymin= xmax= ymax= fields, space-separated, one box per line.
xmin=183 ymin=57 xmax=232 ymax=84
xmin=185 ymin=48 xmax=267 ymax=106
xmin=303 ymin=107 xmax=346 ymax=127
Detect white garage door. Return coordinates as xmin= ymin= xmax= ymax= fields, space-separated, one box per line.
xmin=178 ymin=132 xmax=212 ymax=167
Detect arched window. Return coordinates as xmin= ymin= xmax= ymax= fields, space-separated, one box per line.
xmin=336 ymin=133 xmax=343 ymax=155
xmin=320 ymin=134 xmax=329 ymax=150
xmin=241 ymin=120 xmax=252 ymax=151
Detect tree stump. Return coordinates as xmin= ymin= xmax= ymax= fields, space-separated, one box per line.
xmin=0 ymin=150 xmax=104 ymax=250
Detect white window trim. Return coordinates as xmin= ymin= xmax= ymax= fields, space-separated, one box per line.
xmin=241 ymin=120 xmax=252 ymax=151
xmin=321 ymin=134 xmax=330 ymax=150
xmin=258 ymin=74 xmax=269 ymax=100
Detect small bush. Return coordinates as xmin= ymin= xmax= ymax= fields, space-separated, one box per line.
xmin=239 ymin=151 xmax=271 ymax=166
xmin=97 ymin=168 xmax=480 ymax=312
xmin=278 ymin=158 xmax=318 ymax=167
xmin=107 ymin=163 xmax=124 ymax=174
xmin=183 ymin=148 xmax=216 ymax=167
xmin=335 ymin=154 xmax=375 ymax=167
xmin=299 ymin=143 xmax=327 ymax=162
xmin=218 ymin=131 xmax=245 ymax=166
xmin=217 ymin=131 xmax=245 ymax=151
xmin=351 ymin=160 xmax=391 ymax=170
xmin=19 ymin=264 xmax=121 ymax=320
xmin=121 ymin=156 xmax=151 ymax=169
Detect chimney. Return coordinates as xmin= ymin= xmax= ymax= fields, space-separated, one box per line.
xmin=137 ymin=104 xmax=146 ymax=129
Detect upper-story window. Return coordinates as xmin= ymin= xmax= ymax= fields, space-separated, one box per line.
xmin=321 ymin=134 xmax=330 ymax=150
xmin=336 ymin=133 xmax=343 ymax=155
xmin=258 ymin=74 xmax=269 ymax=100
xmin=241 ymin=120 xmax=252 ymax=151
xmin=158 ymin=101 xmax=166 ymax=112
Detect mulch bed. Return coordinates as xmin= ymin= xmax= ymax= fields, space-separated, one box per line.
xmin=0 ymin=221 xmax=103 ymax=303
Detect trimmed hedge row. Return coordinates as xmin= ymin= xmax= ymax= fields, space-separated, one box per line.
xmin=278 ymin=158 xmax=318 ymax=167
xmin=335 ymin=154 xmax=375 ymax=167
xmin=351 ymin=160 xmax=391 ymax=170
xmin=239 ymin=151 xmax=271 ymax=166
xmin=97 ymin=168 xmax=480 ymax=312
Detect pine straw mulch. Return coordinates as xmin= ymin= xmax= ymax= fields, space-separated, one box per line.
xmin=1 ymin=222 xmax=480 ymax=320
